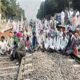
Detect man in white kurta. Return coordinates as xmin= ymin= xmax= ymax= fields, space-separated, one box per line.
xmin=60 ymin=36 xmax=68 ymax=50
xmin=0 ymin=40 xmax=9 ymax=55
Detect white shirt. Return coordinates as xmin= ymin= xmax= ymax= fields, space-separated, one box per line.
xmin=61 ymin=11 xmax=65 ymax=18
xmin=0 ymin=40 xmax=9 ymax=54
xmin=70 ymin=10 xmax=73 ymax=18
xmin=60 ymin=37 xmax=68 ymax=50
xmin=44 ymin=37 xmax=50 ymax=49
xmin=76 ymin=11 xmax=80 ymax=16
xmin=50 ymin=38 xmax=55 ymax=49
xmin=54 ymin=36 xmax=61 ymax=50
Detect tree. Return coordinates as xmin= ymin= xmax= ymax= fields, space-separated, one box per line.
xmin=37 ymin=2 xmax=45 ymax=19
xmin=37 ymin=0 xmax=72 ymax=19
xmin=1 ymin=0 xmax=26 ymax=20
xmin=72 ymin=0 xmax=80 ymax=11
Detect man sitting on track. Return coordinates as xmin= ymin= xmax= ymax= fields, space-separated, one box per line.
xmin=10 ymin=32 xmax=26 ymax=63
xmin=15 ymin=36 xmax=26 ymax=63
xmin=65 ymin=30 xmax=80 ymax=56
xmin=0 ymin=36 xmax=10 ymax=55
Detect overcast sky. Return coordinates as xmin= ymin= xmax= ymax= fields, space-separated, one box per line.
xmin=17 ymin=0 xmax=45 ymax=21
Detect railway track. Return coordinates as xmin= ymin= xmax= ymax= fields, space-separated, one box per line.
xmin=17 ymin=52 xmax=80 ymax=80
xmin=17 ymin=53 xmax=34 ymax=80
xmin=0 ymin=53 xmax=34 ymax=80
xmin=0 ymin=55 xmax=19 ymax=80
xmin=0 ymin=51 xmax=80 ymax=80
xmin=70 ymin=54 xmax=80 ymax=64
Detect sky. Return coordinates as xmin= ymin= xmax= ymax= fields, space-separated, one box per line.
xmin=17 ymin=0 xmax=45 ymax=21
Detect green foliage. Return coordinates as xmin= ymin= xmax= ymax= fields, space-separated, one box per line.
xmin=0 ymin=0 xmax=26 ymax=20
xmin=37 ymin=0 xmax=80 ymax=19
xmin=37 ymin=0 xmax=69 ymax=19
xmin=72 ymin=0 xmax=80 ymax=11
xmin=37 ymin=2 xmax=45 ymax=19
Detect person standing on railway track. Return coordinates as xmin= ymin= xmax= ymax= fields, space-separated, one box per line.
xmin=32 ymin=32 xmax=38 ymax=51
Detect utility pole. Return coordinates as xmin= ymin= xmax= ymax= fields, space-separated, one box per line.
xmin=69 ymin=0 xmax=72 ymax=10
xmin=21 ymin=13 xmax=23 ymax=26
xmin=21 ymin=12 xmax=24 ymax=31
xmin=0 ymin=0 xmax=2 ymax=23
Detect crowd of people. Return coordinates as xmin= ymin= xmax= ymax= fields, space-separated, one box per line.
xmin=32 ymin=9 xmax=80 ymax=56
xmin=0 ymin=21 xmax=38 ymax=63
xmin=0 ymin=9 xmax=80 ymax=64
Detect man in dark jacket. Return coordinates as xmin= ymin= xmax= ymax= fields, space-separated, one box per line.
xmin=16 ymin=37 xmax=26 ymax=63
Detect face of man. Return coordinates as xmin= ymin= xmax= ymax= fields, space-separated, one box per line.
xmin=9 ymin=32 xmax=13 ymax=38
xmin=74 ymin=32 xmax=79 ymax=38
xmin=1 ymin=37 xmax=5 ymax=42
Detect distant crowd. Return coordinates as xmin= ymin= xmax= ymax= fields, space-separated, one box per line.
xmin=0 ymin=9 xmax=80 ymax=64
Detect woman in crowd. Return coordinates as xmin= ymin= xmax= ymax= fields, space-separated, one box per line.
xmin=26 ymin=36 xmax=31 ymax=53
